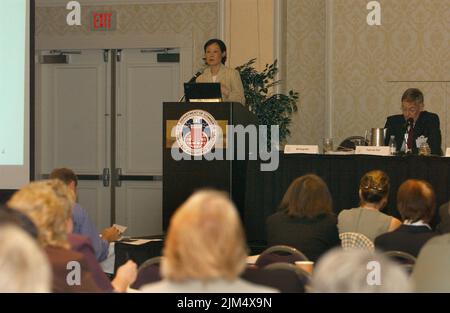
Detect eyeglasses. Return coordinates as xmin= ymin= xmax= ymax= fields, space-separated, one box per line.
xmin=401 ymin=106 xmax=419 ymax=114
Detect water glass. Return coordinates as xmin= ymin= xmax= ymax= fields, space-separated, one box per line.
xmin=323 ymin=138 xmax=333 ymax=154
xmin=419 ymin=142 xmax=431 ymax=156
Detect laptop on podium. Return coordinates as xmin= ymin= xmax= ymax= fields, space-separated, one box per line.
xmin=183 ymin=82 xmax=222 ymax=102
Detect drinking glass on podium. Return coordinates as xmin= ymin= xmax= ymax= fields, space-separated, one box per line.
xmin=323 ymin=138 xmax=333 ymax=154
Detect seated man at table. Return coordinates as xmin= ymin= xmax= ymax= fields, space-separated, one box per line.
xmin=50 ymin=168 xmax=120 ymax=261
xmin=384 ymin=88 xmax=442 ymax=155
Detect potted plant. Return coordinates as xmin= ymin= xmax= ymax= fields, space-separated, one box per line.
xmin=236 ymin=59 xmax=299 ymax=148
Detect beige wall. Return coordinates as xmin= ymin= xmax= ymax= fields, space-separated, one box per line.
xmin=36 ymin=1 xmax=450 ymax=149
xmin=224 ymin=0 xmax=274 ymax=70
xmin=285 ymin=0 xmax=450 ymax=151
xmin=331 ymin=0 xmax=450 ymax=149
xmin=285 ymin=0 xmax=326 ymax=146
xmin=36 ymin=0 xmax=276 ymax=79
xmin=35 ymin=1 xmax=219 ymax=76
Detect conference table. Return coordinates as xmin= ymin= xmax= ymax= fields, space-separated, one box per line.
xmin=244 ymin=153 xmax=450 ymax=242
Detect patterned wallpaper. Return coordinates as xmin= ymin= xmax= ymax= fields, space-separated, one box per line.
xmin=36 ymin=2 xmax=218 ymax=70
xmin=332 ymin=0 xmax=450 ymax=148
xmin=286 ymin=0 xmax=450 ymax=150
xmin=285 ymin=0 xmax=326 ymax=146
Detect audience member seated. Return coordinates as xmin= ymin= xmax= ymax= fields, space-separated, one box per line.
xmin=411 ymin=233 xmax=450 ymax=292
xmin=8 ymin=180 xmax=137 ymax=292
xmin=338 ymin=170 xmax=401 ymax=242
xmin=140 ymin=190 xmax=277 ymax=293
xmin=311 ymin=248 xmax=412 ymax=292
xmin=266 ymin=174 xmax=340 ymax=262
xmin=375 ymin=179 xmax=436 ymax=257
xmin=50 ymin=168 xmax=120 ymax=262
xmin=436 ymin=201 xmax=450 ymax=234
xmin=0 ymin=224 xmax=52 ymax=292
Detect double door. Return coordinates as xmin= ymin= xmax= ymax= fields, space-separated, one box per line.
xmin=36 ymin=49 xmax=180 ymax=236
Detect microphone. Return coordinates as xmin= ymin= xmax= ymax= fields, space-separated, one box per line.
xmin=404 ymin=118 xmax=414 ymax=132
xmin=407 ymin=118 xmax=414 ymax=127
xmin=179 ymin=69 xmax=205 ymax=102
xmin=187 ymin=70 xmax=204 ymax=84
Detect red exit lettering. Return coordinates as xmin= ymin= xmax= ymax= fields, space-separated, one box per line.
xmin=92 ymin=11 xmax=113 ymax=30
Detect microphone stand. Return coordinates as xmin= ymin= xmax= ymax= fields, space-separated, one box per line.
xmin=404 ymin=120 xmax=413 ymax=154
xmin=179 ymin=69 xmax=204 ymax=102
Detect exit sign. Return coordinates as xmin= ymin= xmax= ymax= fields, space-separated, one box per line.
xmin=90 ymin=11 xmax=116 ymax=31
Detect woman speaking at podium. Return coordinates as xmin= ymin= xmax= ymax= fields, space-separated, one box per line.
xmin=196 ymin=39 xmax=245 ymax=104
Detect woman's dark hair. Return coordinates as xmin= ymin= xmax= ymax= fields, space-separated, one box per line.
xmin=279 ymin=174 xmax=333 ymax=218
xmin=359 ymin=170 xmax=390 ymax=204
xmin=397 ymin=179 xmax=435 ymax=224
xmin=0 ymin=205 xmax=39 ymax=239
xmin=204 ymin=38 xmax=227 ymax=64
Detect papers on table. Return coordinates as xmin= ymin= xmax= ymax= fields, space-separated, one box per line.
xmin=119 ymin=238 xmax=163 ymax=245
xmin=113 ymin=224 xmax=127 ymax=234
xmin=246 ymin=255 xmax=259 ymax=264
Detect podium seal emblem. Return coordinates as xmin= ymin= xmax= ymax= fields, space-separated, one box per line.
xmin=175 ymin=110 xmax=218 ymax=156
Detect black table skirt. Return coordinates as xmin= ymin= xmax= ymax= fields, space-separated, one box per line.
xmin=114 ymin=237 xmax=164 ymax=273
xmin=244 ymin=153 xmax=450 ymax=242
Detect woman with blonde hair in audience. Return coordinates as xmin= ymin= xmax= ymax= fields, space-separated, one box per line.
xmin=0 ymin=224 xmax=52 ymax=292
xmin=266 ymin=174 xmax=340 ymax=261
xmin=141 ymin=190 xmax=277 ymax=293
xmin=8 ymin=180 xmax=136 ymax=292
xmin=338 ymin=170 xmax=401 ymax=242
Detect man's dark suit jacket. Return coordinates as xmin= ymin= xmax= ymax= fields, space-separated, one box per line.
xmin=374 ymin=224 xmax=436 ymax=257
xmin=384 ymin=111 xmax=442 ymax=155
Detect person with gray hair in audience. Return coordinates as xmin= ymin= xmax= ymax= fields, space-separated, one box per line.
xmin=311 ymin=248 xmax=412 ymax=293
xmin=411 ymin=233 xmax=450 ymax=292
xmin=0 ymin=224 xmax=52 ymax=292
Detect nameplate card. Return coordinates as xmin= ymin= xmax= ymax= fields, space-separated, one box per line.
xmin=284 ymin=145 xmax=319 ymax=154
xmin=446 ymin=148 xmax=450 ymax=157
xmin=355 ymin=146 xmax=390 ymax=156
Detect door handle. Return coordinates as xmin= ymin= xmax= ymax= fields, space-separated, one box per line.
xmin=102 ymin=168 xmax=110 ymax=187
xmin=114 ymin=168 xmax=122 ymax=187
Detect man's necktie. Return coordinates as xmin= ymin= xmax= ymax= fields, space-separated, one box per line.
xmin=407 ymin=125 xmax=414 ymax=150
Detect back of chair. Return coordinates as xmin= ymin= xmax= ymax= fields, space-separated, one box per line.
xmin=339 ymin=232 xmax=374 ymax=251
xmin=255 ymin=245 xmax=309 ymax=267
xmin=242 ymin=266 xmax=305 ymax=293
xmin=383 ymin=251 xmax=416 ymax=264
xmin=131 ymin=256 xmax=162 ymax=289
xmin=265 ymin=262 xmax=311 ymax=292
xmin=383 ymin=251 xmax=416 ymax=275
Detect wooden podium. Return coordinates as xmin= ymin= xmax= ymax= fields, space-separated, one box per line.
xmin=162 ymin=102 xmax=257 ymax=230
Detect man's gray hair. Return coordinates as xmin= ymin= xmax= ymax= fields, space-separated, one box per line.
xmin=311 ymin=248 xmax=412 ymax=293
